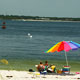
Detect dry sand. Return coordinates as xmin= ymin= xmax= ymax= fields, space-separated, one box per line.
xmin=0 ymin=70 xmax=80 ymax=80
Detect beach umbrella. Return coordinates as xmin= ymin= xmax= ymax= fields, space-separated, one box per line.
xmin=45 ymin=41 xmax=80 ymax=66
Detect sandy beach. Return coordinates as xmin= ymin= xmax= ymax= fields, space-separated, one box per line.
xmin=0 ymin=70 xmax=80 ymax=80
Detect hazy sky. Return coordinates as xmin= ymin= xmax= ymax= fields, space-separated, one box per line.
xmin=0 ymin=0 xmax=80 ymax=17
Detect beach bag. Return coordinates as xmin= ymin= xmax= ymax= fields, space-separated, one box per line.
xmin=29 ymin=69 xmax=34 ymax=72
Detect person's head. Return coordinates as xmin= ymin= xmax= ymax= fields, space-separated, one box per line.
xmin=45 ymin=61 xmax=48 ymax=63
xmin=50 ymin=64 xmax=53 ymax=67
xmin=52 ymin=64 xmax=55 ymax=66
xmin=40 ymin=62 xmax=43 ymax=64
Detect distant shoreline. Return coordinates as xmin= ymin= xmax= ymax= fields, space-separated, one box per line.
xmin=0 ymin=15 xmax=80 ymax=22
xmin=11 ymin=19 xmax=80 ymax=22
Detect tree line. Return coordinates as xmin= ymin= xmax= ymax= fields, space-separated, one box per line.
xmin=0 ymin=15 xmax=80 ymax=21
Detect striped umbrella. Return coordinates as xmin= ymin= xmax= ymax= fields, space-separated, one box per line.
xmin=45 ymin=41 xmax=80 ymax=66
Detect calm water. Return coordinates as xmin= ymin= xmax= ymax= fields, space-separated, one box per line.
xmin=0 ymin=20 xmax=80 ymax=61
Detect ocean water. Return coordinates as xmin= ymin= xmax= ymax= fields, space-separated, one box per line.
xmin=0 ymin=20 xmax=80 ymax=61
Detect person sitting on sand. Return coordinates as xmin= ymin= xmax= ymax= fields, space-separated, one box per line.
xmin=44 ymin=61 xmax=48 ymax=66
xmin=37 ymin=62 xmax=45 ymax=72
xmin=44 ymin=61 xmax=48 ymax=70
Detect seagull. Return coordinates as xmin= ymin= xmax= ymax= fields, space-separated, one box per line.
xmin=27 ymin=33 xmax=32 ymax=38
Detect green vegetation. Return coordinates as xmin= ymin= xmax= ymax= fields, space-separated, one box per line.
xmin=0 ymin=15 xmax=80 ymax=21
xmin=0 ymin=59 xmax=80 ymax=72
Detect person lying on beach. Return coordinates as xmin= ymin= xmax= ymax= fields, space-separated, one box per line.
xmin=47 ymin=64 xmax=56 ymax=73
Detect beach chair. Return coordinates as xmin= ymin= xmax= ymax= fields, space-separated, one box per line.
xmin=62 ymin=66 xmax=70 ymax=74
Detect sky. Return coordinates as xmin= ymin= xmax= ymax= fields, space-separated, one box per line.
xmin=0 ymin=0 xmax=80 ymax=17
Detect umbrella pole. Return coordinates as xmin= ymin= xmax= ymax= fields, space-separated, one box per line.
xmin=64 ymin=51 xmax=68 ymax=66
